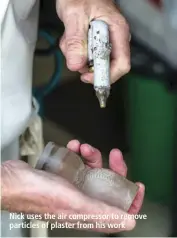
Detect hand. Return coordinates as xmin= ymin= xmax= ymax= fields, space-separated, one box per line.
xmin=1 ymin=140 xmax=144 ymax=233
xmin=56 ymin=0 xmax=131 ymax=84
xmin=67 ymin=140 xmax=145 ymax=215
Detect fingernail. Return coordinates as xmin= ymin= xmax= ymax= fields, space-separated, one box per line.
xmin=81 ymin=77 xmax=89 ymax=83
xmin=67 ymin=139 xmax=80 ymax=147
xmin=87 ymin=144 xmax=95 ymax=153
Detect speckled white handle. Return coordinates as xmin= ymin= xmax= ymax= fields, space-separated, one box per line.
xmin=88 ymin=20 xmax=111 ymax=89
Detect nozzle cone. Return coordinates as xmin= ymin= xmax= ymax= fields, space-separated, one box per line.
xmin=96 ymin=92 xmax=107 ymax=108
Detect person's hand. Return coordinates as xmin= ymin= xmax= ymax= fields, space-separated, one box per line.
xmin=1 ymin=140 xmax=144 ymax=233
xmin=56 ymin=0 xmax=131 ymax=84
xmin=67 ymin=140 xmax=144 ymax=215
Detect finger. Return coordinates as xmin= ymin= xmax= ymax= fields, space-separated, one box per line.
xmin=109 ymin=149 xmax=127 ymax=177
xmin=80 ymin=144 xmax=102 ymax=168
xmin=80 ymin=72 xmax=93 ymax=84
xmin=80 ymin=16 xmax=130 ymax=84
xmin=128 ymin=182 xmax=145 ymax=214
xmin=59 ymin=33 xmax=66 ymax=55
xmin=79 ymin=65 xmax=89 ymax=74
xmin=79 ymin=66 xmax=91 ymax=83
xmin=63 ymin=14 xmax=88 ymax=71
xmin=67 ymin=139 xmax=81 ymax=153
xmin=109 ymin=17 xmax=131 ymax=83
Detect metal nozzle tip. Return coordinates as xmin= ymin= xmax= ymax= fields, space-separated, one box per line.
xmin=100 ymin=100 xmax=106 ymax=108
xmin=95 ymin=87 xmax=110 ymax=109
xmin=97 ymin=94 xmax=107 ymax=108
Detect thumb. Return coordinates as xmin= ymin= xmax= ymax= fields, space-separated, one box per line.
xmin=63 ymin=16 xmax=88 ymax=71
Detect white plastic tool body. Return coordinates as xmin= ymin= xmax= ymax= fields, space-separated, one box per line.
xmin=88 ymin=20 xmax=111 ymax=108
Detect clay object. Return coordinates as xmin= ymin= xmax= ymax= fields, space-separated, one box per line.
xmin=36 ymin=142 xmax=138 ymax=212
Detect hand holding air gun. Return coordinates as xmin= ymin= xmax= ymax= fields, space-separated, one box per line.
xmin=57 ymin=0 xmax=131 ymax=107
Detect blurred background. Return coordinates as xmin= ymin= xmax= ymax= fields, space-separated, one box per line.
xmin=33 ymin=0 xmax=177 ymax=237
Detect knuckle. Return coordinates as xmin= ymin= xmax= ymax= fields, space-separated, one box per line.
xmin=121 ymin=18 xmax=130 ymax=32
xmin=113 ymin=14 xmax=130 ymax=32
xmin=120 ymin=21 xmax=129 ymax=34
xmin=58 ymin=2 xmax=78 ymax=19
xmin=65 ymin=37 xmax=83 ymax=50
xmin=63 ymin=7 xmax=83 ymax=24
xmin=113 ymin=58 xmax=131 ymax=80
xmin=60 ymin=46 xmax=65 ymax=55
xmin=121 ymin=60 xmax=131 ymax=74
xmin=59 ymin=44 xmax=65 ymax=55
xmin=59 ymin=39 xmax=64 ymax=51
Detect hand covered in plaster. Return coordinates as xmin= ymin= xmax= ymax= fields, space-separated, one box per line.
xmin=1 ymin=140 xmax=144 ymax=233
xmin=56 ymin=0 xmax=131 ymax=84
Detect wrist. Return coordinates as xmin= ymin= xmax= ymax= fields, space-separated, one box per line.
xmin=1 ymin=160 xmax=62 ymax=216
